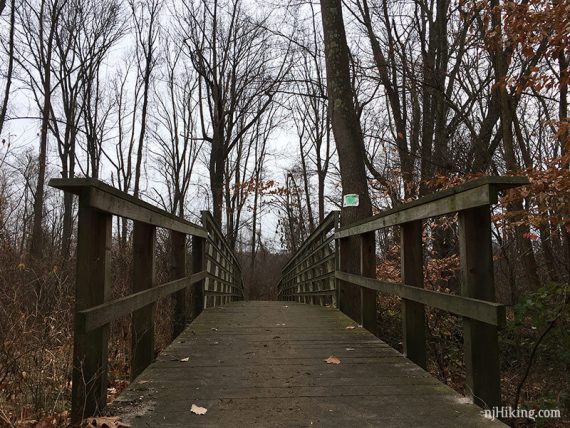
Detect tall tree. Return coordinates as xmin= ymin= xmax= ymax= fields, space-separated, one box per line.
xmin=17 ymin=0 xmax=64 ymax=259
xmin=319 ymin=0 xmax=375 ymax=330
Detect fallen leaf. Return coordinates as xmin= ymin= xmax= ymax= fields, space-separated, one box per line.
xmin=83 ymin=416 xmax=130 ymax=428
xmin=191 ymin=404 xmax=208 ymax=415
xmin=345 ymin=325 xmax=356 ymax=330
xmin=211 ymin=328 xmax=218 ymax=331
xmin=180 ymin=357 xmax=190 ymax=362
xmin=346 ymin=348 xmax=355 ymax=351
xmin=324 ymin=356 xmax=341 ymax=365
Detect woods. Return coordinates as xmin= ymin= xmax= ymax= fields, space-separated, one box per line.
xmin=0 ymin=0 xmax=568 ymax=425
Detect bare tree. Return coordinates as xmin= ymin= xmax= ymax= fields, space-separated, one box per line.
xmin=0 ymin=0 xmax=15 ymax=138
xmin=16 ymin=0 xmax=65 ymax=259
xmin=180 ymin=0 xmax=290 ymax=225
xmin=130 ymin=0 xmax=161 ymax=198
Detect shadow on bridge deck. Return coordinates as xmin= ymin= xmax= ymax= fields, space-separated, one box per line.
xmin=109 ymin=301 xmax=502 ymax=427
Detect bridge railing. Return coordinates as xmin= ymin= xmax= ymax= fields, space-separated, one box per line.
xmin=278 ymin=212 xmax=339 ymax=306
xmin=277 ymin=176 xmax=529 ymax=410
xmin=50 ymin=178 xmax=243 ymax=424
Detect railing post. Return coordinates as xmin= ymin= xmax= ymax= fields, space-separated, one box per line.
xmin=360 ymin=231 xmax=377 ymax=334
xmin=458 ymin=205 xmax=501 ymax=409
xmin=131 ymin=221 xmax=156 ymax=380
xmin=171 ymin=231 xmax=187 ymax=337
xmin=192 ymin=235 xmax=206 ymax=317
xmin=71 ymin=190 xmax=112 ymax=424
xmin=400 ymin=220 xmax=426 ymax=369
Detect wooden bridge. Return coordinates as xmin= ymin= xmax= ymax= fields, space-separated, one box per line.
xmin=50 ymin=175 xmax=528 ymax=426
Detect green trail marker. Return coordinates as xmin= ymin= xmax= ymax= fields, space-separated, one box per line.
xmin=343 ymin=194 xmax=359 ymax=207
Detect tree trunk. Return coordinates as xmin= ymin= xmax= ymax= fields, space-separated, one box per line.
xmin=0 ymin=0 xmax=15 ymax=137
xmin=320 ymin=0 xmax=375 ymax=329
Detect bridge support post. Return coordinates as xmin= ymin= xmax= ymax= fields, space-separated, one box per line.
xmin=71 ymin=190 xmax=112 ymax=424
xmin=192 ymin=235 xmax=205 ymax=317
xmin=338 ymin=232 xmax=376 ymax=334
xmin=360 ymin=232 xmax=377 ymax=334
xmin=400 ymin=220 xmax=426 ymax=369
xmin=459 ymin=205 xmax=501 ymax=409
xmin=171 ymin=231 xmax=187 ymax=337
xmin=131 ymin=222 xmax=156 ymax=380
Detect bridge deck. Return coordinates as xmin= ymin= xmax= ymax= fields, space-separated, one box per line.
xmin=110 ymin=301 xmax=500 ymax=427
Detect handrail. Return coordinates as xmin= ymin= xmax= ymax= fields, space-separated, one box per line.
xmin=50 ymin=178 xmax=207 ymax=237
xmin=279 ymin=211 xmax=339 ymax=306
xmin=281 ymin=211 xmax=339 ymax=273
xmin=335 ymin=176 xmax=528 ymax=238
xmin=50 ymin=178 xmax=243 ymax=423
xmin=277 ymin=175 xmax=529 ymax=410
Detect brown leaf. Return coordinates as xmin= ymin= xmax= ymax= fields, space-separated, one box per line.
xmin=324 ymin=355 xmax=341 ymax=365
xmin=82 ymin=416 xmax=130 ymax=428
xmin=191 ymin=404 xmax=208 ymax=415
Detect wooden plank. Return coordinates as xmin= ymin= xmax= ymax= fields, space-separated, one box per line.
xmin=110 ymin=301 xmax=505 ymax=427
xmin=131 ymin=222 xmax=156 ymax=380
xmin=281 ymin=211 xmax=339 ymax=273
xmin=459 ymin=206 xmax=501 ymax=408
xmin=400 ymin=221 xmax=426 ymax=369
xmin=79 ymin=273 xmax=206 ymax=332
xmin=192 ymin=236 xmax=206 ymax=318
xmin=336 ymin=185 xmax=495 ymax=238
xmin=71 ymin=190 xmax=112 ymax=424
xmin=201 ymin=211 xmax=241 ymax=269
xmin=360 ymin=231 xmax=377 ymax=334
xmin=284 ymin=235 xmax=335 ymax=280
xmin=335 ymin=271 xmax=506 ymax=327
xmin=49 ymin=178 xmax=207 ymax=237
xmin=171 ymin=231 xmax=187 ymax=338
xmin=335 ymin=176 xmax=528 ymax=239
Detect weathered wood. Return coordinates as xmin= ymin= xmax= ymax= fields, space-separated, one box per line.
xmin=171 ymin=231 xmax=187 ymax=337
xmin=78 ymin=273 xmax=206 ymax=332
xmin=401 ymin=220 xmax=426 ymax=369
xmin=335 ymin=271 xmax=506 ymax=327
xmin=71 ymin=190 xmax=112 ymax=424
xmin=335 ymin=177 xmax=529 ymax=239
xmin=459 ymin=206 xmax=501 ymax=409
xmin=131 ymin=222 xmax=156 ymax=380
xmin=360 ymin=231 xmax=377 ymax=334
xmin=110 ymin=301 xmax=504 ymax=427
xmin=281 ymin=211 xmax=339 ymax=273
xmin=49 ymin=178 xmax=207 ymax=237
xmin=192 ymin=235 xmax=206 ymax=318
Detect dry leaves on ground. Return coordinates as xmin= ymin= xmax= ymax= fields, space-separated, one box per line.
xmin=180 ymin=357 xmax=190 ymax=362
xmin=324 ymin=356 xmax=341 ymax=365
xmin=82 ymin=416 xmax=130 ymax=428
xmin=345 ymin=325 xmax=356 ymax=330
xmin=191 ymin=404 xmax=208 ymax=415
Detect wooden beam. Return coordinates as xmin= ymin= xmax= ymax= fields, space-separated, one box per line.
xmin=335 ymin=271 xmax=506 ymax=327
xmin=335 ymin=176 xmax=529 ymax=239
xmin=281 ymin=211 xmax=339 ymax=273
xmin=49 ymin=178 xmax=207 ymax=238
xmin=400 ymin=221 xmax=426 ymax=369
xmin=78 ymin=273 xmax=206 ymax=332
xmin=192 ymin=235 xmax=206 ymax=317
xmin=459 ymin=206 xmax=501 ymax=408
xmin=71 ymin=190 xmax=112 ymax=424
xmin=171 ymin=231 xmax=187 ymax=338
xmin=360 ymin=232 xmax=377 ymax=334
xmin=131 ymin=222 xmax=156 ymax=380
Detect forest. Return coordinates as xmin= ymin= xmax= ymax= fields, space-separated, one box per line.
xmin=0 ymin=0 xmax=568 ymax=426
